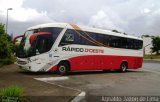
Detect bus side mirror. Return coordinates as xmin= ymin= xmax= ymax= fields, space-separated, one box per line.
xmin=29 ymin=34 xmax=37 ymax=44
xmin=29 ymin=32 xmax=51 ymax=44
xmin=13 ymin=35 xmax=23 ymax=45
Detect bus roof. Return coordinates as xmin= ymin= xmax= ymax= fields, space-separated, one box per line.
xmin=27 ymin=23 xmax=142 ymax=40
xmin=27 ymin=23 xmax=68 ymax=30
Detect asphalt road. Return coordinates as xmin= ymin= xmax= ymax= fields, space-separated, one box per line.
xmin=0 ymin=65 xmax=80 ymax=102
xmin=35 ymin=61 xmax=160 ymax=102
xmin=0 ymin=61 xmax=160 ymax=102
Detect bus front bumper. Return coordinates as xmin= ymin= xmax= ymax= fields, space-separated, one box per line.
xmin=15 ymin=62 xmax=32 ymax=71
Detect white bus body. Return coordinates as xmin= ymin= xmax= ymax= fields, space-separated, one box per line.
xmin=15 ymin=23 xmax=143 ymax=75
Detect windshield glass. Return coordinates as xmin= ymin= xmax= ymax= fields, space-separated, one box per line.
xmin=16 ymin=27 xmax=62 ymax=58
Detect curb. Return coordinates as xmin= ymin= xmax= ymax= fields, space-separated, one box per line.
xmin=144 ymin=59 xmax=160 ymax=60
xmin=143 ymin=59 xmax=160 ymax=62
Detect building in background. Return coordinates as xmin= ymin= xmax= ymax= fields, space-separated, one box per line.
xmin=142 ymin=36 xmax=153 ymax=55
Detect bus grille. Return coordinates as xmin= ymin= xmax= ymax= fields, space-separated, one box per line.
xmin=17 ymin=60 xmax=27 ymax=65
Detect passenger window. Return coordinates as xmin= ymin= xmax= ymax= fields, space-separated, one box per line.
xmin=59 ymin=30 xmax=75 ymax=46
xmin=65 ymin=33 xmax=74 ymax=42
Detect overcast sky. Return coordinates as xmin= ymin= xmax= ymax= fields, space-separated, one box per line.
xmin=0 ymin=0 xmax=160 ymax=37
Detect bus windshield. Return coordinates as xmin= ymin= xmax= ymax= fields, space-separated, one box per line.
xmin=16 ymin=27 xmax=62 ymax=58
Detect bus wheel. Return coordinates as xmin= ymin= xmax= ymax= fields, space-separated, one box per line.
xmin=120 ymin=62 xmax=128 ymax=72
xmin=57 ymin=62 xmax=69 ymax=76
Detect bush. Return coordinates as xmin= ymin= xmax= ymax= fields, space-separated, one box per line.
xmin=0 ymin=56 xmax=15 ymax=67
xmin=0 ymin=23 xmax=16 ymax=66
xmin=0 ymin=86 xmax=23 ymax=102
xmin=0 ymin=23 xmax=13 ymax=58
xmin=151 ymin=36 xmax=160 ymax=55
xmin=144 ymin=54 xmax=160 ymax=59
xmin=11 ymin=44 xmax=20 ymax=54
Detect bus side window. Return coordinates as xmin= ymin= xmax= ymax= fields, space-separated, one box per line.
xmin=96 ymin=34 xmax=104 ymax=46
xmin=74 ymin=31 xmax=89 ymax=46
xmin=65 ymin=33 xmax=74 ymax=42
xmin=59 ymin=30 xmax=75 ymax=46
xmin=121 ymin=38 xmax=127 ymax=49
xmin=134 ymin=40 xmax=143 ymax=50
xmin=105 ymin=35 xmax=111 ymax=47
xmin=138 ymin=40 xmax=143 ymax=49
xmin=109 ymin=36 xmax=117 ymax=47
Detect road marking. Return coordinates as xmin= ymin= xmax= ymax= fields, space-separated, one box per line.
xmin=35 ymin=77 xmax=69 ymax=81
xmin=71 ymin=91 xmax=86 ymax=102
xmin=34 ymin=77 xmax=86 ymax=102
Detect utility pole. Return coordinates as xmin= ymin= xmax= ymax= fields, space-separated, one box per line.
xmin=6 ymin=8 xmax=13 ymax=34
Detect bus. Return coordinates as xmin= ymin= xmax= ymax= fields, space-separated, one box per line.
xmin=15 ymin=23 xmax=143 ymax=75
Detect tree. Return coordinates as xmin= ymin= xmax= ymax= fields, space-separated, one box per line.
xmin=151 ymin=36 xmax=160 ymax=55
xmin=112 ymin=30 xmax=121 ymax=33
xmin=112 ymin=29 xmax=128 ymax=35
xmin=123 ymin=32 xmax=128 ymax=35
xmin=142 ymin=34 xmax=150 ymax=37
xmin=0 ymin=23 xmax=12 ymax=58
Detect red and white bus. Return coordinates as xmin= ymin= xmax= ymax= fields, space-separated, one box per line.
xmin=15 ymin=23 xmax=143 ymax=75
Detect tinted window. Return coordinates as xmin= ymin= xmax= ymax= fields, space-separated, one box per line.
xmin=134 ymin=40 xmax=143 ymax=50
xmin=59 ymin=29 xmax=94 ymax=46
xmin=59 ymin=29 xmax=77 ymax=46
xmin=28 ymin=34 xmax=54 ymax=56
xmin=109 ymin=36 xmax=121 ymax=47
xmin=59 ymin=29 xmax=143 ymax=50
xmin=103 ymin=35 xmax=111 ymax=46
xmin=94 ymin=33 xmax=104 ymax=45
xmin=40 ymin=27 xmax=63 ymax=43
xmin=36 ymin=35 xmax=53 ymax=53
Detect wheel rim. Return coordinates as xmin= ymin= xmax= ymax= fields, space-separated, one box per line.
xmin=59 ymin=66 xmax=66 ymax=73
xmin=122 ymin=64 xmax=126 ymax=71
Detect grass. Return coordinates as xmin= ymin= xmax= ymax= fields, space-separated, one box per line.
xmin=0 ymin=86 xmax=23 ymax=102
xmin=144 ymin=54 xmax=160 ymax=59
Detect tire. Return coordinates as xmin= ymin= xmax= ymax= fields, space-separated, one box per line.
xmin=120 ymin=62 xmax=127 ymax=72
xmin=57 ymin=62 xmax=69 ymax=76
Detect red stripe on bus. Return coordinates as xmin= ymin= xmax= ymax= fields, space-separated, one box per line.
xmin=48 ymin=55 xmax=143 ymax=72
xmin=68 ymin=55 xmax=143 ymax=71
xmin=48 ymin=65 xmax=57 ymax=72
